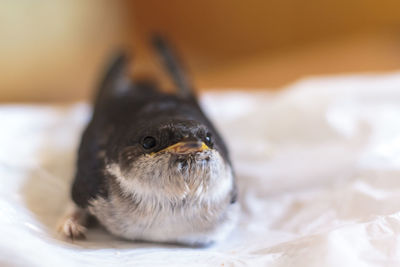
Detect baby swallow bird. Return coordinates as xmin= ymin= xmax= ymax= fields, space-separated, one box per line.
xmin=59 ymin=37 xmax=238 ymax=246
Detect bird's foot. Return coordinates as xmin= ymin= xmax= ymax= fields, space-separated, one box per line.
xmin=58 ymin=203 xmax=89 ymax=240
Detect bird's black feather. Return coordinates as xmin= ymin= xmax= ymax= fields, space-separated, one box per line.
xmin=152 ymin=35 xmax=194 ymax=99
xmin=71 ymin=38 xmax=232 ymax=208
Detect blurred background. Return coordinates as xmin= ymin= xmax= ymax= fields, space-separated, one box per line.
xmin=2 ymin=0 xmax=400 ymax=102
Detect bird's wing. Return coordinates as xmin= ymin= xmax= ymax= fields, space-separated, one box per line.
xmin=152 ymin=35 xmax=195 ymax=99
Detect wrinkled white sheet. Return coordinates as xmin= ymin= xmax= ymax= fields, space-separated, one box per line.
xmin=2 ymin=73 xmax=400 ymax=266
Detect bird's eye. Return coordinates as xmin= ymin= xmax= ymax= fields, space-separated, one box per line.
xmin=142 ymin=136 xmax=157 ymax=149
xmin=205 ymin=132 xmax=212 ymax=145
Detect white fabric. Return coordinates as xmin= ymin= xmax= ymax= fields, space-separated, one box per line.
xmin=2 ymin=73 xmax=400 ymax=266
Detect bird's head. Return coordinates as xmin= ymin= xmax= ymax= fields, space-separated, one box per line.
xmin=105 ymin=116 xmax=233 ymax=203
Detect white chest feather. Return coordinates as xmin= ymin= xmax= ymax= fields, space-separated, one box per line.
xmin=88 ymin=150 xmax=238 ymax=245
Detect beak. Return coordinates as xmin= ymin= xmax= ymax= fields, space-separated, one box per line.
xmin=155 ymin=140 xmax=209 ymax=155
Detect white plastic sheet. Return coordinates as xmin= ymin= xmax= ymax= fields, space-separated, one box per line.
xmin=2 ymin=73 xmax=400 ymax=266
